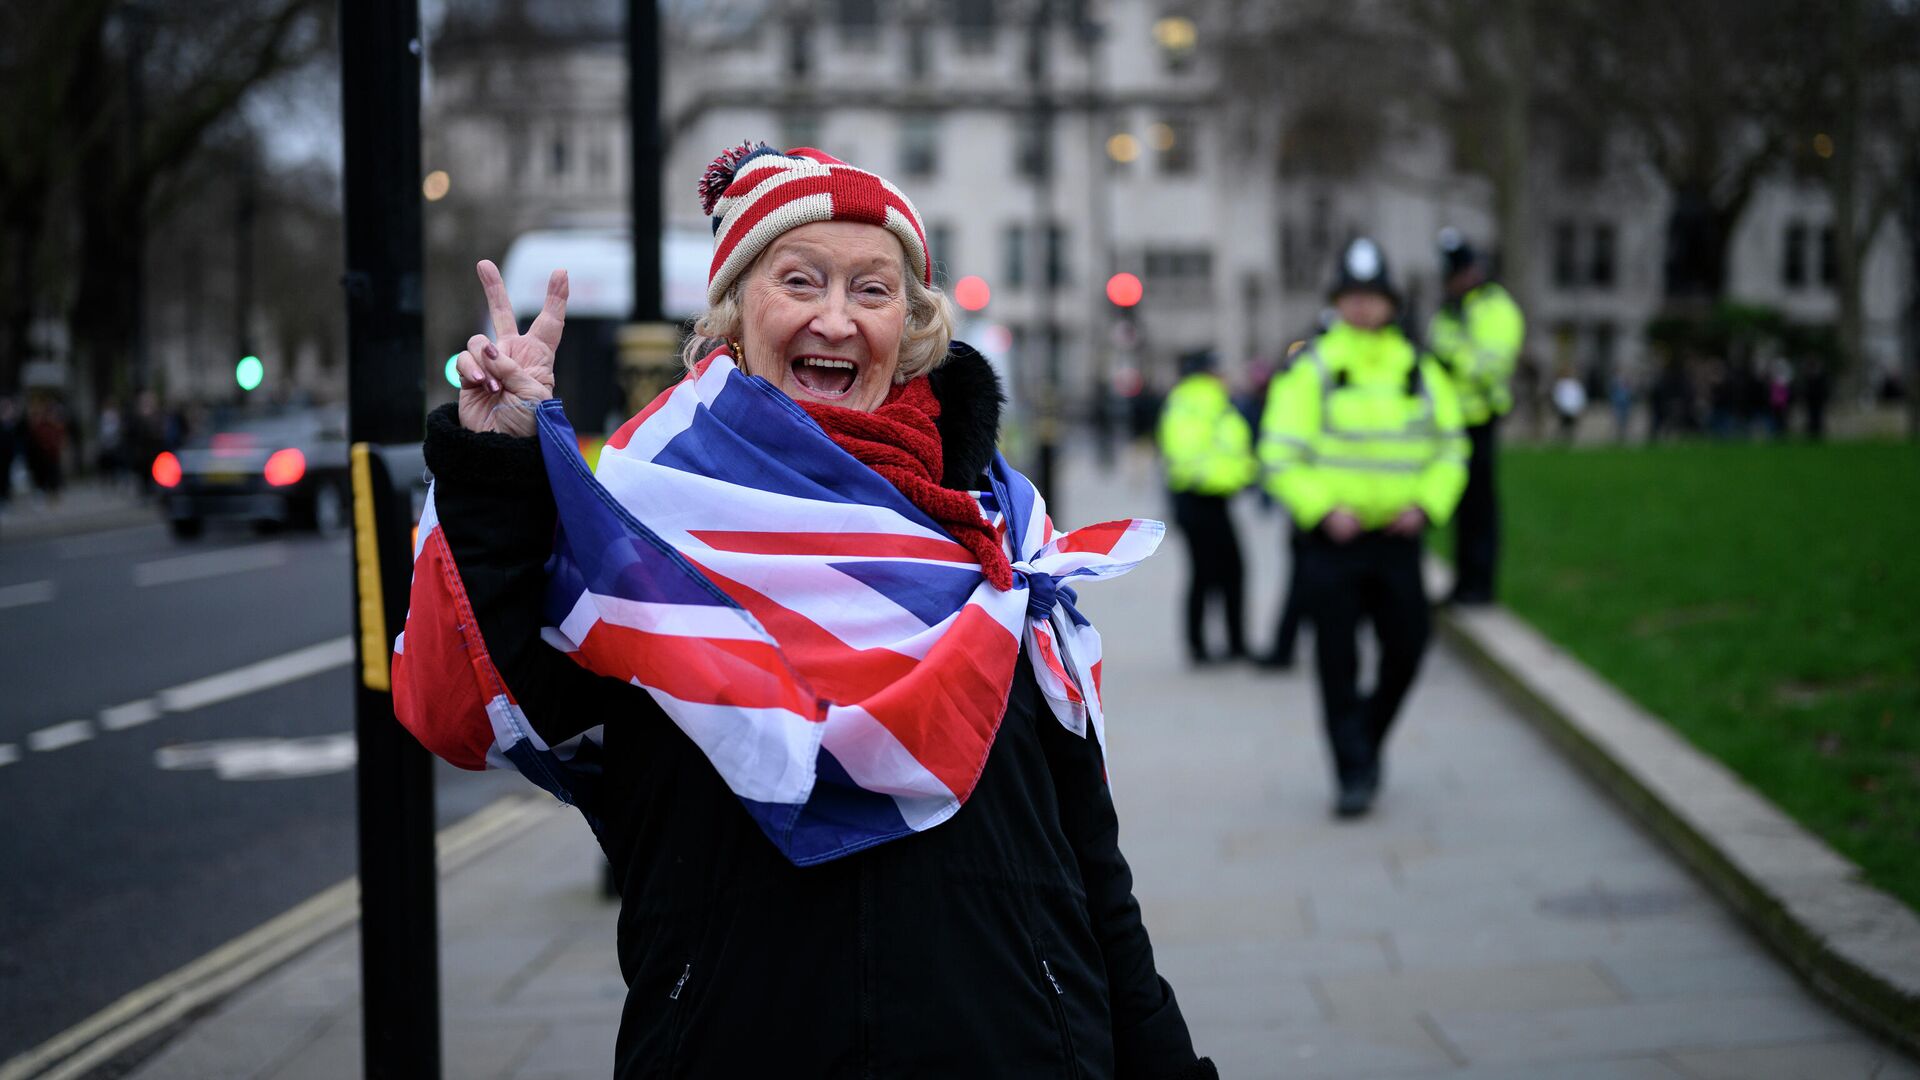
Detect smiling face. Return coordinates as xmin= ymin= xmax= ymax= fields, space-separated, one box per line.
xmin=736 ymin=221 xmax=909 ymax=412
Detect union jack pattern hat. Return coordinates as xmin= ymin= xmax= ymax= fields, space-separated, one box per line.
xmin=699 ymin=142 xmax=931 ymax=306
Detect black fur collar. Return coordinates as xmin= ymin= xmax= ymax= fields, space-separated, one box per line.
xmin=927 ymin=341 xmax=1005 ymax=490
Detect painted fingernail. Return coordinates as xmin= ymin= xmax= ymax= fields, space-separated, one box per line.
xmin=488 ymin=378 xmax=501 ymax=393
xmin=484 ymin=344 xmax=499 ymax=359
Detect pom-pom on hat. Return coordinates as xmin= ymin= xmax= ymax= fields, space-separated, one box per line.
xmin=699 ymin=141 xmax=931 ymax=306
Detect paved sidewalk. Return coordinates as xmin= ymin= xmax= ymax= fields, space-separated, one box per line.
xmin=122 ymin=449 xmax=1916 ymax=1079
xmin=0 ymin=482 xmax=153 ymax=543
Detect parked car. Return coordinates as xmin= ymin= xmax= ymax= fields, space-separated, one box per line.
xmin=150 ymin=406 xmax=351 ymax=539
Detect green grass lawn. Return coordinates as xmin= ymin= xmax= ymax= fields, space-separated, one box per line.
xmin=1492 ymin=440 xmax=1920 ymax=910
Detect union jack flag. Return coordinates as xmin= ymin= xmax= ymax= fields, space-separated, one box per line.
xmin=395 ymin=351 xmax=1162 ymax=865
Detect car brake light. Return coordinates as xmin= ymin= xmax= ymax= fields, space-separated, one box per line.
xmin=152 ymin=452 xmax=183 ymax=488
xmin=264 ymin=448 xmax=306 ymax=487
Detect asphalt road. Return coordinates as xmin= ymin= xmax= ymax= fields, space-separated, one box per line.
xmin=0 ymin=518 xmax=527 ymax=1062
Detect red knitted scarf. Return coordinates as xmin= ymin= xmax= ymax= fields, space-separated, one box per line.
xmin=801 ymin=378 xmax=1014 ymax=591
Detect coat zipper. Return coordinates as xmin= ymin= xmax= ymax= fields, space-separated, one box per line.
xmin=664 ymin=961 xmax=692 ymax=1075
xmin=1039 ymin=954 xmax=1081 ymax=1080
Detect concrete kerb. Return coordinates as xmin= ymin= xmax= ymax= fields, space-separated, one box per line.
xmin=1430 ymin=588 xmax=1920 ymax=1059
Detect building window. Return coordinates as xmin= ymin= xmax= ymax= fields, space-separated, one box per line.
xmin=927 ymin=224 xmax=954 ymax=286
xmin=782 ymin=110 xmax=820 ymax=150
xmin=1144 ymin=247 xmax=1213 ymax=294
xmin=953 ymin=0 xmax=996 ymax=53
xmin=1046 ymin=224 xmax=1070 ymax=287
xmin=1552 ymin=220 xmax=1578 ymax=288
xmin=906 ymin=19 xmax=931 ymax=73
xmin=787 ymin=19 xmax=813 ymax=79
xmin=1016 ymin=115 xmax=1051 ymax=180
xmin=588 ymin=127 xmax=611 ymax=186
xmin=899 ymin=115 xmax=939 ymax=178
xmin=1589 ymin=223 xmax=1616 ymax=289
xmin=836 ymin=0 xmax=880 ymax=47
xmin=1782 ymin=223 xmax=1807 ymax=287
xmin=1153 ymin=117 xmax=1195 ymax=175
xmin=1819 ymin=225 xmax=1838 ymax=287
xmin=1592 ymin=321 xmax=1617 ymax=375
xmin=550 ymin=132 xmax=569 ymax=178
xmin=1004 ymin=224 xmax=1027 ymax=288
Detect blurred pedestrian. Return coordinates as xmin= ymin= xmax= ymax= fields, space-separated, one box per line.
xmin=396 ymin=143 xmax=1214 ymax=1079
xmin=97 ymin=397 xmax=126 ymax=485
xmin=1609 ymin=371 xmax=1635 ymax=442
xmin=0 ymin=395 xmax=19 ymax=504
xmin=24 ymin=395 xmax=67 ymax=499
xmin=1427 ymin=228 xmax=1524 ymax=606
xmin=1158 ymin=348 xmax=1257 ymax=665
xmin=1551 ymin=363 xmax=1587 ymax=443
xmin=1260 ymin=238 xmax=1468 ymax=818
xmin=1258 ymin=338 xmax=1314 ymax=672
xmin=1801 ymin=356 xmax=1831 ymax=439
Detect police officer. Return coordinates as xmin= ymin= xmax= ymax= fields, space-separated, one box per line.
xmin=1259 ymin=239 xmax=1467 ymax=817
xmin=1427 ymin=228 xmax=1525 ymax=605
xmin=1158 ymin=348 xmax=1258 ymax=665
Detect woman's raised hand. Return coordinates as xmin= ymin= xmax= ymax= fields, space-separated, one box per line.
xmin=456 ymin=259 xmax=568 ymax=436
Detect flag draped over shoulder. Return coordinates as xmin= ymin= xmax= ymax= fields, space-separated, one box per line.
xmin=396 ymin=352 xmax=1161 ymax=865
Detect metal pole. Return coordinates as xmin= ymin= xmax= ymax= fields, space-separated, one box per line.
xmin=629 ymin=0 xmax=663 ymax=323
xmin=339 ymin=0 xmax=438 ymax=1076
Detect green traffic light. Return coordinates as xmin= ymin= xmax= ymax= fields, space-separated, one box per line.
xmin=445 ymin=354 xmax=462 ymax=388
xmin=236 ymin=355 xmax=264 ymax=391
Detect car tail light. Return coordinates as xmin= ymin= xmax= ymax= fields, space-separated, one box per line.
xmin=152 ymin=452 xmax=183 ymax=488
xmin=263 ymin=448 xmax=306 ymax=487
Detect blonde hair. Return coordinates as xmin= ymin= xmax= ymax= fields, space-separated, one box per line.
xmin=680 ymin=254 xmax=957 ymax=381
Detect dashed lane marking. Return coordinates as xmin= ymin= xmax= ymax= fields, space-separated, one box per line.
xmin=155 ymin=637 xmax=352 ymax=713
xmin=131 ymin=543 xmax=288 ymax=588
xmin=99 ymin=700 xmax=162 ymax=731
xmin=0 ymin=744 xmax=18 ymax=767
xmin=27 ymin=721 xmax=94 ymax=753
xmin=0 ymin=580 xmax=56 ymax=610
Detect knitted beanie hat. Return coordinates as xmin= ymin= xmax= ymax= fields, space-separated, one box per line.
xmin=699 ymin=142 xmax=931 ymax=306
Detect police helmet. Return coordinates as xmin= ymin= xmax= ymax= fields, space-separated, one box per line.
xmin=1329 ymin=237 xmax=1400 ymax=306
xmin=1437 ymin=226 xmax=1480 ymax=277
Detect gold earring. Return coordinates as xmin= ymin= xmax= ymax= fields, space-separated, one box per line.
xmin=728 ymin=338 xmax=743 ymax=360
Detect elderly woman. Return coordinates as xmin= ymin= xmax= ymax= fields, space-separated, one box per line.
xmin=399 ymin=144 xmax=1212 ymax=1079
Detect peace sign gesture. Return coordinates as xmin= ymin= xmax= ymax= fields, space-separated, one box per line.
xmin=455 ymin=259 xmax=569 ymax=437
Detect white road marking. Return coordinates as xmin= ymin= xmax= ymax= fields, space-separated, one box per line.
xmin=99 ymin=699 xmax=162 ymax=731
xmin=132 ymin=543 xmax=288 ymax=588
xmin=0 ymin=744 xmax=18 ymax=767
xmin=155 ymin=734 xmax=357 ymax=780
xmin=155 ymin=637 xmax=353 ymax=714
xmin=27 ymin=720 xmax=94 ymax=752
xmin=0 ymin=579 xmax=56 ymax=610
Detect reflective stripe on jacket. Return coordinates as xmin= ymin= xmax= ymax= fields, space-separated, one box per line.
xmin=1427 ymin=282 xmax=1525 ymax=426
xmin=1257 ymin=321 xmax=1469 ymax=529
xmin=1157 ymin=372 xmax=1256 ymax=496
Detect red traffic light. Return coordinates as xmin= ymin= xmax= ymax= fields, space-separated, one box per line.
xmin=1106 ymin=272 xmax=1143 ymax=308
xmin=954 ymin=275 xmax=991 ymax=312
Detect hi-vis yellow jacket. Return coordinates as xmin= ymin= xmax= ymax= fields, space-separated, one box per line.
xmin=1258 ymin=321 xmax=1469 ymax=529
xmin=1157 ymin=372 xmax=1257 ymax=496
xmin=1426 ymin=281 xmax=1525 ymax=426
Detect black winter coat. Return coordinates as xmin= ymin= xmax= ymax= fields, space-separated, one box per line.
xmin=421 ymin=346 xmax=1212 ymax=1079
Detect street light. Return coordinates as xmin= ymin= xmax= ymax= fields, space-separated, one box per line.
xmin=444 ymin=353 xmax=462 ymax=388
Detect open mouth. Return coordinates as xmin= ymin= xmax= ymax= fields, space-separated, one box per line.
xmin=790 ymin=356 xmax=859 ymax=399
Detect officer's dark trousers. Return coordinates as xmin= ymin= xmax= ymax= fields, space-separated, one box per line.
xmin=1452 ymin=420 xmax=1500 ymax=600
xmin=1301 ymin=530 xmax=1430 ymax=787
xmin=1269 ymin=523 xmax=1306 ymax=662
xmin=1171 ymin=491 xmax=1246 ymax=660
